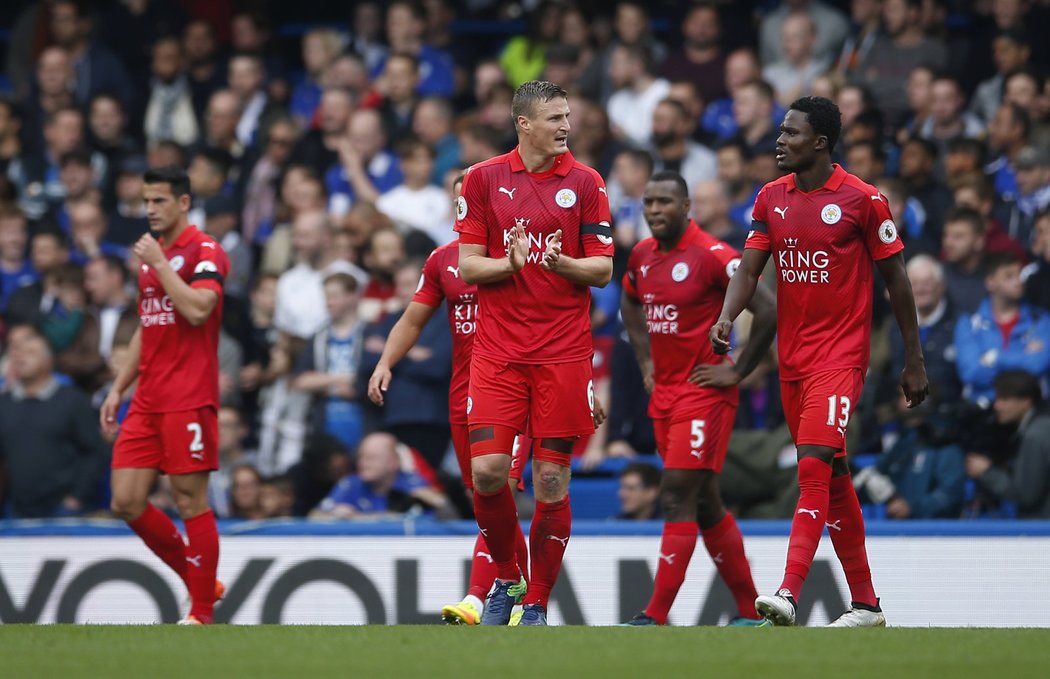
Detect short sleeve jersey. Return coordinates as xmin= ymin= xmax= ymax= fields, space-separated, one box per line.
xmin=454 ymin=148 xmax=613 ymax=363
xmin=745 ymin=164 xmax=903 ymax=380
xmin=624 ymin=222 xmax=742 ymax=418
xmin=133 ymin=226 xmax=229 ymax=413
xmin=412 ymin=241 xmax=477 ymax=425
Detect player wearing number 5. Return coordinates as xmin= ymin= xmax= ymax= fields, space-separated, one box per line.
xmin=100 ymin=166 xmax=230 ymax=625
xmin=714 ymin=97 xmax=928 ymax=627
xmin=619 ymin=172 xmax=777 ymax=627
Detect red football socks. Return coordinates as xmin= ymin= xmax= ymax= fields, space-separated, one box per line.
xmin=472 ymin=485 xmax=521 ymax=581
xmin=702 ymin=513 xmax=759 ymax=619
xmin=827 ymin=473 xmax=878 ymax=607
xmin=184 ymin=509 xmax=220 ymax=624
xmin=524 ymin=496 xmax=571 ymax=607
xmin=644 ymin=521 xmax=697 ymax=624
xmin=780 ymin=456 xmax=832 ymax=600
xmin=128 ymin=503 xmax=188 ymax=584
xmin=467 ymin=520 xmax=529 ymax=599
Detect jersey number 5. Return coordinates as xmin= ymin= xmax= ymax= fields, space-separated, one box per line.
xmin=690 ymin=419 xmax=706 ymax=456
xmin=186 ymin=422 xmax=204 ymax=453
xmin=826 ymin=396 xmax=851 ymax=429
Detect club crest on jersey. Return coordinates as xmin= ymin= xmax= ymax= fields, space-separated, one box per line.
xmin=671 ymin=262 xmax=689 ymax=282
xmin=821 ymin=203 xmax=842 ymax=224
xmin=169 ymin=255 xmax=185 ymax=271
xmin=555 ymin=188 xmax=577 ymax=208
xmin=456 ymin=195 xmax=468 ymax=221
xmin=879 ymin=219 xmax=898 ymax=244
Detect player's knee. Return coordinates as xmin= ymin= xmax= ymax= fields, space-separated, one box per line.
xmin=533 ymin=463 xmax=569 ymax=503
xmin=471 ymin=456 xmax=510 ymax=493
xmin=172 ymin=493 xmax=208 ymax=520
xmin=110 ymin=494 xmax=146 ymax=521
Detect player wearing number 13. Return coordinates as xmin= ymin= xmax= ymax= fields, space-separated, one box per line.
xmin=100 ymin=166 xmax=230 ymax=625
xmin=714 ymin=97 xmax=928 ymax=627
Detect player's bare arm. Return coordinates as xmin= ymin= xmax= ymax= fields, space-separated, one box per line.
xmin=100 ymin=326 xmax=141 ymax=434
xmin=877 ymin=252 xmax=929 ymax=408
xmin=620 ymin=288 xmax=654 ymax=393
xmin=134 ymin=233 xmax=219 ymax=326
xmin=540 ymin=229 xmax=613 ymax=286
xmin=711 ymin=248 xmax=771 ymax=354
xmin=368 ymin=301 xmax=439 ymax=405
xmin=458 ymin=225 xmax=527 ymax=284
xmin=693 ymin=283 xmax=778 ymax=388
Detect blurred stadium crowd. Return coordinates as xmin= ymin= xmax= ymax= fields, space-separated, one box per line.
xmin=0 ymin=0 xmax=1048 ymax=523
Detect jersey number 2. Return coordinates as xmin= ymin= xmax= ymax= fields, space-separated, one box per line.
xmin=186 ymin=423 xmax=204 ymax=453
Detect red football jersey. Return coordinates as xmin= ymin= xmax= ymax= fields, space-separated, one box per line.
xmin=454 ymin=148 xmax=613 ymax=364
xmin=133 ymin=226 xmax=229 ymax=413
xmin=413 ymin=241 xmax=476 ymax=425
xmin=745 ymin=164 xmax=903 ymax=380
xmin=624 ymin=222 xmax=741 ymax=418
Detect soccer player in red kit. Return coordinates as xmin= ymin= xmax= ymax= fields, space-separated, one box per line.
xmin=713 ymin=97 xmax=928 ymax=627
xmin=101 ymin=166 xmax=230 ymax=625
xmin=366 ymin=174 xmax=530 ymax=626
xmin=620 ymin=172 xmax=777 ymax=627
xmin=456 ymin=80 xmax=613 ymax=626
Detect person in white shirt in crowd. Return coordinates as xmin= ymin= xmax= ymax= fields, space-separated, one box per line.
xmin=607 ymin=43 xmax=671 ymax=147
xmin=762 ymin=12 xmax=830 ymax=107
xmin=376 ymin=136 xmax=452 ymax=246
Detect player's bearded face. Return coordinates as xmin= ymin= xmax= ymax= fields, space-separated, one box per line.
xmin=528 ymin=97 xmax=570 ymax=156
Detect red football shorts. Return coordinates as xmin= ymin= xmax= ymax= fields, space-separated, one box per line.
xmin=451 ymin=423 xmax=528 ymax=491
xmin=112 ymin=406 xmax=219 ymax=475
xmin=468 ymin=355 xmax=595 ymax=439
xmin=780 ymin=369 xmax=865 ymax=457
xmin=653 ymin=398 xmax=736 ymax=472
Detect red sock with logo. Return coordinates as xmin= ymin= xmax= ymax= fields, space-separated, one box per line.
xmin=467 ymin=532 xmax=497 ymax=600
xmin=184 ymin=509 xmax=219 ymax=624
xmin=702 ymin=513 xmax=759 ymax=619
xmin=780 ymin=457 xmax=832 ymax=600
xmin=524 ymin=496 xmax=571 ymax=607
xmin=128 ymin=503 xmax=187 ymax=585
xmin=828 ymin=474 xmax=878 ymax=607
xmin=472 ymin=485 xmax=521 ymax=581
xmin=644 ymin=521 xmax=697 ymax=624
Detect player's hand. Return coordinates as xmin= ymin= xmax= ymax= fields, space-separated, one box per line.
xmin=368 ymin=365 xmax=392 ymax=405
xmin=100 ymin=389 xmax=122 ymax=436
xmin=709 ymin=320 xmax=732 ymax=355
xmin=885 ymin=497 xmax=911 ymax=519
xmin=133 ymin=233 xmax=166 ymax=269
xmin=507 ymin=223 xmax=529 ymax=272
xmin=592 ymin=393 xmax=606 ymax=427
xmin=900 ymin=360 xmax=929 ymax=408
xmin=690 ymin=361 xmax=741 ymax=388
xmin=540 ymin=229 xmax=563 ymax=272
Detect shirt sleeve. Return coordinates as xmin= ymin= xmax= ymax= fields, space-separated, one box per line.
xmin=862 ymin=191 xmax=905 ymax=260
xmin=622 ymin=246 xmax=640 ymax=300
xmin=412 ymin=250 xmax=445 ymax=307
xmin=745 ymin=186 xmax=771 ymax=252
xmin=189 ymin=239 xmax=229 ymax=295
xmin=453 ymin=167 xmax=489 ymax=246
xmin=580 ymin=171 xmax=614 ymax=258
xmin=707 ymin=242 xmax=743 ymax=290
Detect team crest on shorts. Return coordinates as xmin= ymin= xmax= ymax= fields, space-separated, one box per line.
xmin=555 ymin=188 xmax=577 ymax=208
xmin=586 ymin=380 xmax=594 ymax=412
xmin=168 ymin=255 xmax=185 ymax=271
xmin=879 ymin=219 xmax=898 ymax=244
xmin=821 ymin=203 xmax=842 ymax=224
xmin=466 ymin=396 xmax=473 ymax=414
xmin=671 ymin=262 xmax=689 ymax=282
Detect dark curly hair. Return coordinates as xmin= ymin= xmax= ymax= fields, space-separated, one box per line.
xmin=789 ymin=96 xmax=842 ymax=154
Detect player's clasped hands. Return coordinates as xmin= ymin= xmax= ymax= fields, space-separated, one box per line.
xmin=540 ymin=229 xmax=563 ymax=272
xmin=134 ymin=233 xmax=166 ymax=269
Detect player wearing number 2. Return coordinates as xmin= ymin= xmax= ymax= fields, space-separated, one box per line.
xmin=714 ymin=97 xmax=928 ymax=627
xmin=101 ymin=166 xmax=230 ymax=625
xmin=619 ymin=171 xmax=777 ymax=627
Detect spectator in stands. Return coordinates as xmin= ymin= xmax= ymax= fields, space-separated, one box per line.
xmin=898 ymin=138 xmax=953 ymax=248
xmin=5 ymin=229 xmax=69 ymax=328
xmin=942 ymin=208 xmax=989 ymax=315
xmin=1004 ymin=70 xmax=1048 ymax=147
xmin=851 ymin=0 xmax=948 ymax=128
xmin=836 ymin=84 xmax=875 ymax=134
xmin=0 ymin=324 xmax=109 ymax=518
xmin=854 ymin=394 xmax=966 ymax=519
xmin=835 ymin=0 xmax=883 ymax=76
xmin=658 ymin=2 xmax=727 ymax=105
xmin=203 ymin=194 xmax=252 ymax=301
xmin=951 ymin=173 xmax=1027 ymax=260
xmin=650 ymin=99 xmax=717 ymax=193
xmin=228 ymin=53 xmax=277 ymax=150
xmin=86 ymin=94 xmax=135 ymax=204
xmin=1001 ymin=146 xmax=1050 ymax=250
xmin=327 ymin=108 xmax=403 ymax=216
xmin=289 ymin=28 xmax=342 ymax=128
xmin=379 ymin=0 xmax=455 ymax=98
xmin=229 ymin=464 xmax=266 ymax=520
xmin=564 ymin=99 xmax=620 ymax=178
xmin=42 ymin=262 xmax=106 ymax=392
xmin=609 ymin=149 xmax=653 ymax=248
xmin=762 ymin=12 xmax=830 ymax=108
xmin=917 ymin=76 xmax=985 ymax=169
xmin=144 ymin=35 xmax=199 ymax=149
xmin=1022 ymin=210 xmax=1050 ymax=312
xmin=716 ymin=140 xmax=760 ymax=232
xmin=890 ymin=255 xmax=962 ymax=408
xmin=68 ymin=199 xmax=126 ymax=266
xmin=954 ymin=253 xmax=1050 ymax=406
xmin=83 ymin=254 xmax=135 ymax=361
xmin=106 ymin=157 xmax=149 ymax=246
xmin=209 ymin=406 xmax=257 ymax=518
xmin=230 ymin=9 xmax=290 ymax=103
xmin=32 ymin=109 xmax=90 ymax=219
xmin=578 ymin=1 xmax=667 ymax=107
xmin=731 ymin=79 xmax=779 ymax=156
xmin=703 ymin=49 xmax=766 ymax=141
xmin=984 ymin=103 xmax=1030 ymax=202
xmin=0 ymin=207 xmax=37 ymax=315
xmin=358 ymin=261 xmax=452 ymax=470
xmin=499 ymin=0 xmax=563 ymax=88
xmin=203 ymin=90 xmax=244 ymax=165
xmin=845 ymin=140 xmax=886 ymax=185
xmin=359 ymin=226 xmax=406 ymax=323
xmin=896 ymin=65 xmax=935 ymax=142
xmin=556 ymin=5 xmax=595 ymax=86
xmin=412 ymin=97 xmax=460 ymax=185
xmin=607 ymin=44 xmax=671 ymax=148
xmin=260 ymin=475 xmax=297 ymax=518
xmin=376 ymin=137 xmax=450 ymax=246
xmin=759 ymin=0 xmax=850 ymax=68
xmin=971 ymin=28 xmax=1031 ymax=124
xmin=182 ymin=19 xmax=225 ymax=122
xmin=27 ymin=47 xmax=76 ymax=146
xmin=240 ymin=117 xmax=298 ymax=248
xmin=377 ymin=52 xmax=421 ymax=143
xmin=50 ymin=0 xmax=134 ymax=113
xmin=0 ymin=98 xmax=30 ymax=186
xmin=966 ymin=370 xmax=1050 ymax=519
xmin=617 ymin=462 xmax=662 ymax=520
xmin=691 ymin=179 xmax=748 ymax=252
xmin=291 ymin=87 xmax=352 ymax=180
xmin=260 ymin=167 xmax=328 ymax=275
xmin=310 ymin=432 xmax=448 ymax=519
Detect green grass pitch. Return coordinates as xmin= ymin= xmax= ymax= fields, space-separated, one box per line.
xmin=1 ymin=626 xmax=1046 ymax=679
